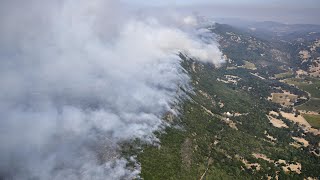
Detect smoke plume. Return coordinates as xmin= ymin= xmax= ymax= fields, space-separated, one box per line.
xmin=0 ymin=0 xmax=224 ymax=179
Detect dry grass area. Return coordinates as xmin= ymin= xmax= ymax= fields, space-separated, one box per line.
xmin=223 ymin=118 xmax=238 ymax=130
xmin=252 ymin=154 xmax=302 ymax=174
xmin=310 ymin=39 xmax=320 ymax=52
xmin=252 ymin=153 xmax=273 ymax=163
xmin=267 ymin=115 xmax=288 ymax=129
xmin=280 ymin=111 xmax=320 ymax=135
xmin=299 ymin=50 xmax=311 ymax=60
xmin=223 ymin=112 xmax=248 ymax=117
xmin=296 ymin=69 xmax=308 ymax=76
xmin=305 ymin=177 xmax=318 ymax=180
xmin=266 ymin=134 xmax=277 ymax=141
xmin=218 ymin=101 xmax=224 ymax=108
xmin=309 ymin=63 xmax=320 ymax=77
xmin=282 ymin=163 xmax=302 ymax=174
xmin=269 ymin=111 xmax=279 ymax=116
xmin=291 ymin=137 xmax=309 ymax=148
xmin=290 ymin=142 xmax=301 ymax=148
xmin=307 ymin=128 xmax=320 ymax=136
xmin=270 ymin=93 xmax=297 ymax=106
xmin=264 ymin=130 xmax=277 ymax=142
xmin=280 ymin=111 xmax=310 ymax=127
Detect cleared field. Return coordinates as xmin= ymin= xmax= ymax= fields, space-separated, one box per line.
xmin=270 ymin=93 xmax=297 ymax=106
xmin=296 ymin=99 xmax=320 ymax=112
xmin=303 ymin=114 xmax=320 ymax=129
xmin=280 ymin=111 xmax=310 ymax=127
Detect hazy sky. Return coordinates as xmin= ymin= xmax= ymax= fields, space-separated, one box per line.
xmin=123 ymin=0 xmax=320 ymax=24
xmin=124 ymin=0 xmax=320 ymax=7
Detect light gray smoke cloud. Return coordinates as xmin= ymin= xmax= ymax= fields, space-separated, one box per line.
xmin=0 ymin=0 xmax=224 ymax=179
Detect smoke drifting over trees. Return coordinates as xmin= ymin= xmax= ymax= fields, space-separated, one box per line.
xmin=0 ymin=0 xmax=224 ymax=179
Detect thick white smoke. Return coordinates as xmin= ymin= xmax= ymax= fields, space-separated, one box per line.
xmin=0 ymin=0 xmax=224 ymax=179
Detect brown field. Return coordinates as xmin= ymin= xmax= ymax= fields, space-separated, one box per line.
xmin=280 ymin=111 xmax=310 ymax=127
xmin=267 ymin=115 xmax=288 ymax=129
xmin=270 ymin=93 xmax=297 ymax=106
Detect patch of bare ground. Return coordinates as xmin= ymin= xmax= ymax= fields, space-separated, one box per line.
xmin=305 ymin=177 xmax=319 ymax=180
xmin=269 ymin=111 xmax=279 ymax=116
xmin=264 ymin=131 xmax=277 ymax=142
xmin=311 ymin=150 xmax=320 ymax=157
xmin=309 ymin=62 xmax=320 ymax=77
xmin=267 ymin=115 xmax=289 ymax=129
xmin=282 ymin=162 xmax=302 ymax=174
xmin=299 ymin=50 xmax=311 ymax=60
xmin=275 ymin=159 xmax=302 ymax=174
xmin=266 ymin=134 xmax=277 ymax=141
xmin=281 ymin=111 xmax=310 ymax=126
xmin=296 ymin=69 xmax=308 ymax=76
xmin=291 ymin=137 xmax=309 ymax=148
xmin=224 ymin=118 xmax=238 ymax=130
xmin=223 ymin=112 xmax=248 ymax=117
xmin=310 ymin=39 xmax=320 ymax=52
xmin=252 ymin=153 xmax=273 ymax=163
xmin=218 ymin=101 xmax=224 ymax=108
xmin=308 ymin=128 xmax=320 ymax=136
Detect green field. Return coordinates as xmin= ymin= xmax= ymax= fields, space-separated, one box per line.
xmin=284 ymin=78 xmax=320 ymax=98
xmin=296 ymin=99 xmax=320 ymax=112
xmin=242 ymin=60 xmax=257 ymax=70
xmin=303 ymin=114 xmax=320 ymax=129
xmin=274 ymin=71 xmax=294 ymax=79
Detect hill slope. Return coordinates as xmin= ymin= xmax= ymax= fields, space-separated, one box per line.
xmin=128 ymin=22 xmax=320 ymax=179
